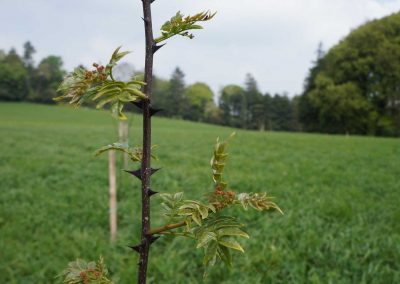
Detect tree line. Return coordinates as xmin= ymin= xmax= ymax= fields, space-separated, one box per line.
xmin=0 ymin=42 xmax=299 ymax=132
xmin=1 ymin=11 xmax=400 ymax=137
xmin=152 ymin=68 xmax=299 ymax=131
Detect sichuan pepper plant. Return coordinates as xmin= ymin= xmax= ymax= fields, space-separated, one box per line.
xmin=56 ymin=2 xmax=282 ymax=284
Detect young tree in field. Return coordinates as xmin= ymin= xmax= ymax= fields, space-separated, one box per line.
xmin=55 ymin=2 xmax=282 ymax=283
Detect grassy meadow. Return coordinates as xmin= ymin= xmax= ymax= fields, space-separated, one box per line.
xmin=0 ymin=102 xmax=399 ymax=284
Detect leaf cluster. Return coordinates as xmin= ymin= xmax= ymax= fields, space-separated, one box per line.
xmin=59 ymin=257 xmax=113 ymax=284
xmin=156 ymin=134 xmax=282 ymax=272
xmin=155 ymin=11 xmax=216 ymax=43
xmin=160 ymin=192 xmax=215 ymax=227
xmin=210 ymin=132 xmax=235 ymax=190
xmin=54 ymin=47 xmax=146 ymax=120
xmin=159 ymin=193 xmax=249 ymax=271
xmin=193 ymin=216 xmax=249 ymax=269
xmin=236 ymin=192 xmax=283 ymax=214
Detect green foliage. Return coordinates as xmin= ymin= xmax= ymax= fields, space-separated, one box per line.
xmin=182 ymin=82 xmax=215 ymax=121
xmin=210 ymin=132 xmax=235 ymax=190
xmin=219 ymin=84 xmax=247 ymax=128
xmin=301 ymin=13 xmax=400 ymax=136
xmin=159 ymin=192 xmax=251 ymax=271
xmin=159 ymin=67 xmax=186 ymax=118
xmin=60 ymin=257 xmax=114 ymax=284
xmin=54 ymin=47 xmax=146 ymax=120
xmin=156 ymin=133 xmax=281 ymax=273
xmin=0 ymin=43 xmax=66 ymax=104
xmin=160 ymin=192 xmax=215 ymax=226
xmin=30 ymin=56 xmax=66 ymax=103
xmin=236 ymin=193 xmax=283 ymax=213
xmin=155 ymin=11 xmax=216 ymax=43
xmin=307 ymin=75 xmax=376 ymax=134
xmin=193 ymin=216 xmax=249 ymax=269
xmin=0 ymin=58 xmax=29 ymax=101
xmin=1 ymin=103 xmax=400 ymax=283
xmin=23 ymin=41 xmax=36 ymax=68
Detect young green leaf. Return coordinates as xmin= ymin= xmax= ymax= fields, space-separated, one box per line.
xmin=217 ymin=227 xmax=249 ymax=239
xmin=203 ymin=241 xmax=218 ymax=267
xmin=218 ymin=239 xmax=245 ymax=253
xmin=217 ymin=245 xmax=232 ymax=267
xmin=155 ymin=11 xmax=216 ymax=43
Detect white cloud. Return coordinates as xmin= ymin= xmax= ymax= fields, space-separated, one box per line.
xmin=2 ymin=0 xmax=400 ymax=96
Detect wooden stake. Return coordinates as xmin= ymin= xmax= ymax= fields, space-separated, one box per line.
xmin=108 ymin=150 xmax=117 ymax=242
xmin=119 ymin=120 xmax=129 ymax=168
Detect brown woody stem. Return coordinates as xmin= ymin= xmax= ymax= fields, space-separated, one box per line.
xmin=138 ymin=0 xmax=155 ymax=283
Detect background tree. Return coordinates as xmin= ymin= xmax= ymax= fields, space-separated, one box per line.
xmin=263 ymin=93 xmax=273 ymax=130
xmin=270 ymin=94 xmax=293 ymax=131
xmin=165 ymin=67 xmax=186 ymax=117
xmin=219 ymin=84 xmax=246 ymax=128
xmin=0 ymin=48 xmax=29 ymax=101
xmin=244 ymin=74 xmax=264 ymax=130
xmin=307 ymin=75 xmax=376 ymax=134
xmin=23 ymin=41 xmax=36 ymax=69
xmin=30 ymin=56 xmax=65 ymax=103
xmin=151 ymin=75 xmax=170 ymax=112
xmin=182 ymin=82 xmax=214 ymax=121
xmin=300 ymin=13 xmax=400 ymax=136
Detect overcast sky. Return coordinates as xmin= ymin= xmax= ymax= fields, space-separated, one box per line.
xmin=2 ymin=0 xmax=400 ymax=96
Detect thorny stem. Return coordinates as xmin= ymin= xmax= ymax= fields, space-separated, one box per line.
xmin=138 ymin=0 xmax=155 ymax=283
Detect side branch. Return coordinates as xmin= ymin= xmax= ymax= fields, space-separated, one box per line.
xmin=148 ymin=221 xmax=186 ymax=235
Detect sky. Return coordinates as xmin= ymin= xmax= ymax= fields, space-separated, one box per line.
xmin=1 ymin=0 xmax=400 ymax=97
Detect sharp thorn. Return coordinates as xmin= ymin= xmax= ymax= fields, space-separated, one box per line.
xmin=148 ymin=189 xmax=158 ymax=197
xmin=150 ymin=106 xmax=162 ymax=116
xmin=128 ymin=244 xmax=142 ymax=253
xmin=132 ymin=100 xmax=161 ymax=116
xmin=124 ymin=169 xmax=142 ymax=180
xmin=152 ymin=43 xmax=166 ymax=54
xmin=150 ymin=236 xmax=160 ymax=244
xmin=150 ymin=168 xmax=161 ymax=175
xmin=132 ymin=100 xmax=144 ymax=110
xmin=124 ymin=168 xmax=159 ymax=181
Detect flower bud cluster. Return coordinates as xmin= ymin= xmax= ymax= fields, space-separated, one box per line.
xmin=211 ymin=185 xmax=236 ymax=210
xmin=84 ymin=63 xmax=107 ymax=81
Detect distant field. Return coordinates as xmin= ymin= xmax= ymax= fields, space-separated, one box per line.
xmin=0 ymin=102 xmax=399 ymax=284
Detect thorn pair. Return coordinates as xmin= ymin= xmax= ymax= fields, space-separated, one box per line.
xmin=124 ymin=168 xmax=160 ymax=196
xmin=125 ymin=167 xmax=160 ymax=180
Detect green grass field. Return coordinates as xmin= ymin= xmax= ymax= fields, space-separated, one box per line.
xmin=0 ymin=102 xmax=399 ymax=284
